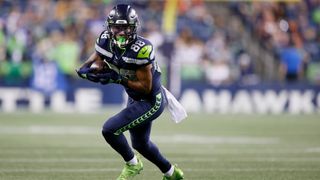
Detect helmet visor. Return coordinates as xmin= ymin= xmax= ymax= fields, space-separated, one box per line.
xmin=110 ymin=25 xmax=135 ymax=36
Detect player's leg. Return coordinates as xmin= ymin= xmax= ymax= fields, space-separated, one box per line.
xmin=102 ymin=91 xmax=183 ymax=179
xmin=129 ymin=110 xmax=184 ymax=180
xmin=102 ymin=94 xmax=163 ymax=179
xmin=129 ymin=92 xmax=184 ymax=179
xmin=102 ymin=94 xmax=161 ymax=156
xmin=103 ymin=91 xmax=163 ymax=157
xmin=129 ymin=121 xmax=171 ymax=173
xmin=102 ymin=108 xmax=144 ymax=180
xmin=102 ymin=100 xmax=142 ymax=162
xmin=102 ymin=112 xmax=135 ymax=162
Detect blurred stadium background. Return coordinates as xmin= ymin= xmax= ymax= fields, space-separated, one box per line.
xmin=0 ymin=0 xmax=320 ymax=180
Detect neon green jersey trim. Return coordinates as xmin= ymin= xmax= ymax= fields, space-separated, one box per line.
xmin=114 ymin=93 xmax=162 ymax=135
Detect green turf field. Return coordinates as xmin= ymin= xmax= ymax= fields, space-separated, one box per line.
xmin=0 ymin=111 xmax=319 ymax=180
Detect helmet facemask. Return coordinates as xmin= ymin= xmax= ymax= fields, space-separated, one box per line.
xmin=108 ymin=24 xmax=137 ymax=48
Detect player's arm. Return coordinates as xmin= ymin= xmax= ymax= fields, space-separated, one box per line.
xmin=79 ymin=52 xmax=103 ymax=68
xmin=76 ymin=52 xmax=103 ymax=82
xmin=125 ymin=64 xmax=152 ymax=94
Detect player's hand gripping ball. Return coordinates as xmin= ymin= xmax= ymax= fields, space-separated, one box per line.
xmin=76 ymin=60 xmax=110 ymax=82
xmin=90 ymin=60 xmax=109 ymax=73
xmin=90 ymin=60 xmax=122 ymax=84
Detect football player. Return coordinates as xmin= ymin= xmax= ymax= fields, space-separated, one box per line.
xmin=76 ymin=4 xmax=184 ymax=180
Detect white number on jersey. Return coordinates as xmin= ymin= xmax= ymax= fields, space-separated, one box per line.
xmin=101 ymin=32 xmax=108 ymax=39
xmin=135 ymin=40 xmax=145 ymax=47
xmin=130 ymin=40 xmax=146 ymax=52
xmin=131 ymin=44 xmax=140 ymax=52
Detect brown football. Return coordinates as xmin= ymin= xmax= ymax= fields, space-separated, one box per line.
xmin=90 ymin=60 xmax=109 ymax=73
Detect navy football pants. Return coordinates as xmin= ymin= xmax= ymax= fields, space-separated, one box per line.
xmin=102 ymin=90 xmax=171 ymax=173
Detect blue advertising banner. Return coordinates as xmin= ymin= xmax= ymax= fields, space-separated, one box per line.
xmin=0 ymin=81 xmax=319 ymax=114
xmin=179 ymin=82 xmax=320 ymax=114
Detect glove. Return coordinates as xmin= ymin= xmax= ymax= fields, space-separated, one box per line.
xmin=75 ymin=67 xmax=99 ymax=83
xmin=86 ymin=73 xmax=100 ymax=83
xmin=96 ymin=70 xmax=126 ymax=85
xmin=76 ymin=67 xmax=92 ymax=79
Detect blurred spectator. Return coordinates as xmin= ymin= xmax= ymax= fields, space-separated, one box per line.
xmin=236 ymin=51 xmax=259 ymax=85
xmin=143 ymin=20 xmax=165 ymax=64
xmin=6 ymin=7 xmax=28 ymax=63
xmin=0 ymin=19 xmax=6 ymax=61
xmin=233 ymin=1 xmax=319 ymax=83
xmin=203 ymin=58 xmax=231 ymax=86
xmin=50 ymin=28 xmax=80 ymax=80
xmin=172 ymin=27 xmax=204 ymax=81
xmin=307 ymin=62 xmax=320 ymax=85
xmin=30 ymin=38 xmax=67 ymax=97
xmin=143 ymin=20 xmax=167 ymax=82
xmin=177 ymin=2 xmax=214 ymax=42
xmin=0 ymin=0 xmax=319 ymax=90
xmin=278 ymin=33 xmax=304 ymax=82
xmin=203 ymin=31 xmax=232 ymax=85
xmin=204 ymin=31 xmax=232 ymax=64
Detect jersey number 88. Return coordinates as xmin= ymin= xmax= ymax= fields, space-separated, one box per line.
xmin=131 ymin=40 xmax=146 ymax=52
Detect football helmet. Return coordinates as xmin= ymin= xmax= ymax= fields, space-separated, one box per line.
xmin=106 ymin=4 xmax=139 ymax=48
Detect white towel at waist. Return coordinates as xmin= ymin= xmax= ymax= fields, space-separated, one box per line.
xmin=162 ymin=86 xmax=187 ymax=123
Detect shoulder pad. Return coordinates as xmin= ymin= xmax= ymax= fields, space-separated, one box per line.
xmin=137 ymin=45 xmax=153 ymax=59
xmin=96 ymin=30 xmax=110 ymax=44
xmin=136 ymin=36 xmax=155 ymax=60
xmin=122 ymin=37 xmax=155 ymax=66
xmin=95 ymin=31 xmax=113 ymax=58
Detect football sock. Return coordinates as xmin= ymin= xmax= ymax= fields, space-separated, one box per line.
xmin=127 ymin=155 xmax=138 ymax=165
xmin=164 ymin=165 xmax=174 ymax=177
xmin=132 ymin=140 xmax=171 ymax=172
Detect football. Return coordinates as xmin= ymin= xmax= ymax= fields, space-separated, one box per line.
xmin=90 ymin=60 xmax=109 ymax=73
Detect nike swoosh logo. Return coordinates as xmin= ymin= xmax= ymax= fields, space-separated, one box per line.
xmin=141 ymin=49 xmax=147 ymax=54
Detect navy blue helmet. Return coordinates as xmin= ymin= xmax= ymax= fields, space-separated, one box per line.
xmin=106 ymin=4 xmax=139 ymax=48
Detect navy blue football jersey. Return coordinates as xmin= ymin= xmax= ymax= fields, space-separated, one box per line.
xmin=95 ymin=30 xmax=162 ymax=101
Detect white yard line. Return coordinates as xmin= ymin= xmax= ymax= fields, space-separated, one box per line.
xmin=153 ymin=134 xmax=279 ymax=144
xmin=0 ymin=168 xmax=120 ymax=173
xmin=173 ymin=157 xmax=320 ymax=162
xmin=0 ymin=148 xmax=309 ymax=155
xmin=0 ymin=168 xmax=319 ymax=173
xmin=0 ymin=126 xmax=97 ymax=135
xmin=1 ymin=157 xmax=320 ymax=163
xmin=305 ymin=147 xmax=320 ymax=153
xmin=0 ymin=158 xmax=118 ymax=163
xmin=190 ymin=168 xmax=320 ymax=172
xmin=0 ymin=126 xmax=279 ymax=145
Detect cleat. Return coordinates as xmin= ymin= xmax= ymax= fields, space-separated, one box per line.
xmin=116 ymin=155 xmax=143 ymax=180
xmin=162 ymin=164 xmax=184 ymax=180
